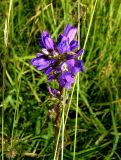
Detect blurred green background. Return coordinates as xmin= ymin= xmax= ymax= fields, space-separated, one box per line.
xmin=0 ymin=0 xmax=121 ymax=159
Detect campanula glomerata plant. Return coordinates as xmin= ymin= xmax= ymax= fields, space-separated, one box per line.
xmin=31 ymin=24 xmax=84 ymax=98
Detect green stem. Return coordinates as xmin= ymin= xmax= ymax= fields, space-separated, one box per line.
xmin=2 ymin=17 xmax=8 ymax=160
xmin=54 ymin=89 xmax=66 ymax=160
xmin=54 ymin=116 xmax=62 ymax=160
xmin=81 ymin=0 xmax=98 ymax=59
xmin=73 ymin=1 xmax=80 ymax=159
xmin=61 ymin=89 xmax=66 ymax=160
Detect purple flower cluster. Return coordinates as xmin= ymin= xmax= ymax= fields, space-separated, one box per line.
xmin=31 ymin=24 xmax=84 ymax=97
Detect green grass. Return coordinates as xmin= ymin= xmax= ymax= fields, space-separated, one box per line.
xmin=0 ymin=0 xmax=121 ymax=159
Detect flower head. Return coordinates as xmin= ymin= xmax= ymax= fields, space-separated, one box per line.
xmin=31 ymin=24 xmax=84 ymax=97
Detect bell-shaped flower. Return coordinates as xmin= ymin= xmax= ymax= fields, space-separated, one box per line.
xmin=31 ymin=53 xmax=55 ymax=71
xmin=63 ymin=24 xmax=77 ymax=43
xmin=57 ymin=36 xmax=70 ymax=53
xmin=57 ymin=24 xmax=78 ymax=54
xmin=60 ymin=57 xmax=84 ymax=76
xmin=58 ymin=72 xmax=75 ymax=89
xmin=39 ymin=31 xmax=54 ymax=50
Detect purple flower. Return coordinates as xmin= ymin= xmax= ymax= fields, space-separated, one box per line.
xmin=57 ymin=36 xmax=70 ymax=54
xmin=58 ymin=72 xmax=75 ymax=89
xmin=63 ymin=24 xmax=77 ymax=43
xmin=48 ymin=86 xmax=60 ymax=96
xmin=31 ymin=24 xmax=84 ymax=96
xmin=31 ymin=53 xmax=56 ymax=71
xmin=65 ymin=59 xmax=84 ymax=74
xmin=70 ymin=40 xmax=78 ymax=51
xmin=39 ymin=31 xmax=54 ymax=50
xmin=44 ymin=67 xmax=53 ymax=75
xmin=57 ymin=24 xmax=78 ymax=53
xmin=31 ymin=53 xmax=49 ymax=70
xmin=57 ymin=58 xmax=84 ymax=89
xmin=66 ymin=49 xmax=84 ymax=60
xmin=60 ymin=48 xmax=84 ymax=75
xmin=47 ymin=74 xmax=55 ymax=82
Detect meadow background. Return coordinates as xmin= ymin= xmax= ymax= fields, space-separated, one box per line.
xmin=0 ymin=0 xmax=121 ymax=159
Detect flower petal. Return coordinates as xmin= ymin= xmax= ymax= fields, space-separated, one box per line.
xmin=66 ymin=59 xmax=75 ymax=67
xmin=66 ymin=27 xmax=77 ymax=43
xmin=63 ymin=24 xmax=77 ymax=43
xmin=71 ymin=60 xmax=84 ymax=74
xmin=57 ymin=34 xmax=63 ymax=43
xmin=74 ymin=49 xmax=84 ymax=58
xmin=64 ymin=72 xmax=75 ymax=83
xmin=58 ymin=72 xmax=75 ymax=89
xmin=48 ymin=86 xmax=59 ymax=96
xmin=64 ymin=82 xmax=72 ymax=89
xmin=70 ymin=40 xmax=78 ymax=51
xmin=50 ymin=59 xmax=56 ymax=64
xmin=36 ymin=53 xmax=43 ymax=57
xmin=57 ymin=39 xmax=70 ymax=53
xmin=38 ymin=31 xmax=49 ymax=48
xmin=31 ymin=58 xmax=48 ymax=66
xmin=44 ymin=67 xmax=53 ymax=75
xmin=37 ymin=64 xmax=49 ymax=70
xmin=78 ymin=60 xmax=85 ymax=72
xmin=44 ymin=37 xmax=54 ymax=50
xmin=64 ymin=24 xmax=72 ymax=36
xmin=48 ymin=74 xmax=55 ymax=82
xmin=39 ymin=31 xmax=54 ymax=50
xmin=58 ymin=73 xmax=65 ymax=87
